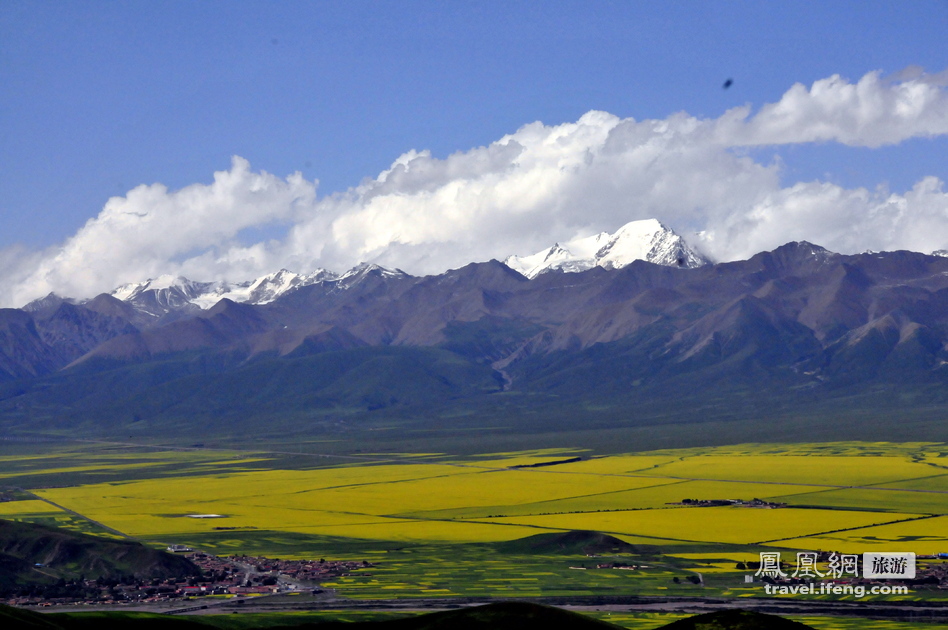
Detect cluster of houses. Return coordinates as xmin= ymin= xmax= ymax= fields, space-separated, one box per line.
xmin=915 ymin=558 xmax=948 ymax=588
xmin=4 ymin=551 xmax=373 ymax=607
xmin=195 ymin=553 xmax=372 ymax=586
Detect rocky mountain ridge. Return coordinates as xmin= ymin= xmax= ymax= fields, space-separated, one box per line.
xmin=1 ymin=240 xmax=946 ymax=441
xmin=22 ymin=219 xmax=705 ymax=322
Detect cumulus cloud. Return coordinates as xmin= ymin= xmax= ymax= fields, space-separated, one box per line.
xmin=696 ymin=177 xmax=948 ymax=260
xmin=721 ymin=70 xmax=948 ymax=147
xmin=6 ymin=157 xmax=316 ymax=306
xmin=2 ymin=68 xmax=947 ymax=307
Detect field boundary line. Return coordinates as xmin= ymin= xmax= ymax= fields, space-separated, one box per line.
xmin=751 ymin=513 xmax=940 ymax=545
xmin=20 ymin=487 xmax=133 ymax=540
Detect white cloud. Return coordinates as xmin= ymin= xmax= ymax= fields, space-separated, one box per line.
xmin=695 ymin=177 xmax=948 ymax=261
xmin=6 ymin=157 xmax=316 ymax=306
xmin=721 ymin=70 xmax=948 ymax=147
xmin=2 ymin=69 xmax=947 ymax=307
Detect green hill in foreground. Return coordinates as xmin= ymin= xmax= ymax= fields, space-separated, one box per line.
xmin=1 ymin=602 xmax=818 ymax=630
xmin=0 ymin=519 xmax=199 ymax=588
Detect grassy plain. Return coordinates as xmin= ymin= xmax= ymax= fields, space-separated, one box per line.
xmin=1 ymin=440 xmax=947 ymax=604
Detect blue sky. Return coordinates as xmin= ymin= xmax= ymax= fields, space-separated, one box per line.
xmin=0 ymin=1 xmax=947 ymax=305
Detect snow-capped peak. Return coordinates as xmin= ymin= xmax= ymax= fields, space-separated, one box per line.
xmin=106 ymin=268 xmax=338 ymax=316
xmin=337 ymin=263 xmax=409 ymax=286
xmin=188 ymin=269 xmax=338 ymax=309
xmin=111 ymin=275 xmax=216 ymax=302
xmin=99 ymin=262 xmax=416 ymax=318
xmin=108 ymin=276 xmax=219 ymax=317
xmin=504 ymin=219 xmax=708 ymax=279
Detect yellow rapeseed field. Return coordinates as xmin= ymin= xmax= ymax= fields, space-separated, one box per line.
xmin=477 ymin=507 xmax=920 ymax=545
xmin=404 ymin=479 xmax=819 ymax=520
xmin=295 ymin=519 xmax=543 ymax=542
xmin=313 ymin=468 xmax=670 ymax=516
xmin=33 ymin=464 xmax=681 ymax=539
xmin=13 ymin=442 xmax=944 ymax=550
xmin=763 ymin=487 xmax=948 ymax=515
xmin=641 ymin=455 xmax=933 ymax=486
xmin=522 ymin=455 xmax=681 ymax=475
xmin=773 ymin=515 xmax=948 ymax=553
xmin=0 ymin=499 xmax=64 ymax=517
xmin=870 ymin=474 xmax=948 ymax=492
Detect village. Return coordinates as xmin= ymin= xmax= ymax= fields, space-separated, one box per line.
xmin=1 ymin=551 xmax=373 ymax=608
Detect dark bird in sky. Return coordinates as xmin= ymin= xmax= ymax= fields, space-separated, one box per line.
xmin=723 ymin=78 xmax=733 ymax=89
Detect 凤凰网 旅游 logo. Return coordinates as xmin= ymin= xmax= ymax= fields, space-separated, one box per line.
xmin=754 ymin=551 xmax=916 ymax=580
xmin=751 ymin=551 xmax=914 ymax=598
xmin=862 ymin=552 xmax=916 ymax=579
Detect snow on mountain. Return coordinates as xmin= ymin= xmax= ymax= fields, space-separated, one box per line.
xmin=100 ymin=263 xmax=415 ymax=317
xmin=504 ymin=219 xmax=709 ymax=279
xmin=109 ymin=275 xmax=219 ymax=318
xmin=188 ymin=269 xmax=338 ymax=309
xmin=336 ymin=263 xmax=410 ymax=286
xmin=111 ymin=275 xmax=216 ymax=302
xmin=109 ymin=269 xmax=338 ymax=317
xmin=59 ymin=222 xmax=705 ymax=317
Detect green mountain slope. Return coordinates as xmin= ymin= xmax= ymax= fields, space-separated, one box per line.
xmin=0 ymin=519 xmax=199 ymax=588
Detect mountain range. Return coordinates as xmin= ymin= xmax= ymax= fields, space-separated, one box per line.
xmin=1 ymin=220 xmax=947 ymax=447
xmin=22 ymin=219 xmax=700 ymax=323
